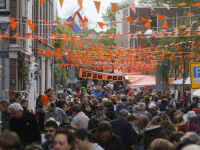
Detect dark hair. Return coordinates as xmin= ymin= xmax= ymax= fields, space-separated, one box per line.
xmin=71 ymin=104 xmax=81 ymax=113
xmin=46 ymin=88 xmax=52 ymax=93
xmin=162 ymin=95 xmax=167 ymax=99
xmin=144 ymin=96 xmax=150 ymax=102
xmin=158 ymin=112 xmax=170 ymax=121
xmin=121 ymin=96 xmax=128 ymax=102
xmin=169 ymin=94 xmax=174 ymax=98
xmin=69 ymin=102 xmax=75 ymax=107
xmin=0 ymin=101 xmax=10 ymax=108
xmin=169 ymin=131 xmax=184 ymax=143
xmin=54 ymin=129 xmax=76 ymax=150
xmin=103 ymin=101 xmax=114 ymax=110
xmin=83 ymin=104 xmax=91 ymax=111
xmin=169 ymin=109 xmax=177 ymax=123
xmin=193 ymin=96 xmax=199 ymax=101
xmin=98 ymin=97 xmax=103 ymax=103
xmin=67 ymin=90 xmax=71 ymax=95
xmin=74 ymin=128 xmax=93 ymax=142
xmin=127 ymin=115 xmax=138 ymax=122
xmin=36 ymin=95 xmax=42 ymax=101
xmin=37 ymin=104 xmax=44 ymax=109
xmin=65 ymin=125 xmax=78 ymax=131
xmin=44 ymin=120 xmax=59 ymax=129
xmin=20 ymin=99 xmax=28 ymax=105
xmin=116 ymin=92 xmax=120 ymax=95
xmin=49 ymin=102 xmax=56 ymax=108
xmin=15 ymin=92 xmax=21 ymax=98
xmin=179 ymin=108 xmax=187 ymax=114
xmin=97 ymin=121 xmax=111 ymax=132
xmin=0 ymin=131 xmax=21 ymax=150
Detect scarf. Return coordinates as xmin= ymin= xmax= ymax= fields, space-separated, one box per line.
xmin=132 ymin=123 xmax=139 ymax=135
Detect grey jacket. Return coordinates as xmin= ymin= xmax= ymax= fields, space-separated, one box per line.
xmin=44 ymin=107 xmax=69 ymax=125
xmin=71 ymin=112 xmax=89 ymax=129
xmin=2 ymin=113 xmax=12 ymax=131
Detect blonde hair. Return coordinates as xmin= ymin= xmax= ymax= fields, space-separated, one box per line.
xmin=146 ymin=116 xmax=162 ymax=128
xmin=180 ymin=132 xmax=200 ymax=144
xmin=150 ymin=138 xmax=174 ymax=150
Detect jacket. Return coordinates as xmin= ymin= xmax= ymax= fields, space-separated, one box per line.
xmin=45 ymin=107 xmax=69 ymax=125
xmin=133 ymin=113 xmax=150 ymax=131
xmin=83 ymin=111 xmax=94 ymax=119
xmin=71 ymin=112 xmax=89 ymax=129
xmin=36 ymin=112 xmax=45 ymax=131
xmin=147 ymin=109 xmax=159 ymax=117
xmin=110 ymin=118 xmax=136 ymax=150
xmin=161 ymin=120 xmax=175 ymax=137
xmin=105 ymin=110 xmax=118 ymax=120
xmin=159 ymin=100 xmax=168 ymax=111
xmin=9 ymin=111 xmax=41 ymax=145
xmin=144 ymin=125 xmax=167 ymax=149
xmin=140 ymin=111 xmax=153 ymax=121
xmin=186 ymin=103 xmax=197 ymax=112
xmin=116 ymin=101 xmax=129 ymax=114
xmin=193 ymin=108 xmax=200 ymax=127
xmin=41 ymin=141 xmax=53 ymax=150
xmin=88 ymin=114 xmax=110 ymax=130
xmin=93 ymin=143 xmax=104 ymax=150
xmin=1 ymin=113 xmax=12 ymax=131
xmin=178 ymin=121 xmax=200 ymax=133
xmin=91 ymin=90 xmax=102 ymax=99
xmin=91 ymin=129 xmax=124 ymax=150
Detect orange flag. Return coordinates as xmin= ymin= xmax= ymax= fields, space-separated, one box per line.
xmin=179 ymin=25 xmax=186 ymax=29
xmin=9 ymin=18 xmax=15 ymax=25
xmin=46 ymin=24 xmax=51 ymax=28
xmin=25 ymin=20 xmax=31 ymax=25
xmin=12 ymin=32 xmax=19 ymax=38
xmin=94 ymin=1 xmax=101 ymax=14
xmin=187 ymin=11 xmax=194 ymax=17
xmin=171 ymin=52 xmax=175 ymax=59
xmin=111 ymin=3 xmax=117 ymax=15
xmin=169 ymin=57 xmax=173 ymax=61
xmin=128 ymin=4 xmax=136 ymax=15
xmin=54 ymin=21 xmax=61 ymax=25
xmin=132 ymin=32 xmax=137 ymax=38
xmin=78 ymin=0 xmax=83 ymax=10
xmin=156 ymin=14 xmax=165 ymax=20
xmin=41 ymin=0 xmax=45 ymax=6
xmin=11 ymin=22 xmax=18 ymax=30
xmin=25 ymin=33 xmax=32 ymax=39
xmin=162 ymin=19 xmax=168 ymax=28
xmin=126 ymin=16 xmax=133 ymax=22
xmin=52 ymin=41 xmax=56 ymax=47
xmin=83 ymin=16 xmax=88 ymax=23
xmin=114 ymin=32 xmax=120 ymax=39
xmin=19 ymin=38 xmax=26 ymax=41
xmin=140 ymin=17 xmax=148 ymax=22
xmin=42 ymin=39 xmax=46 ymax=45
xmin=177 ymin=3 xmax=188 ymax=6
xmin=144 ymin=19 xmax=151 ymax=28
xmin=189 ymin=52 xmax=193 ymax=58
xmin=192 ymin=2 xmax=200 ymax=6
xmin=59 ymin=0 xmax=64 ymax=8
xmin=97 ymin=22 xmax=105 ymax=29
xmin=80 ymin=23 xmax=87 ymax=28
xmin=29 ymin=24 xmax=36 ymax=31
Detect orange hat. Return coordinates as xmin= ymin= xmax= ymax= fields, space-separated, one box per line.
xmin=74 ymin=97 xmax=78 ymax=100
xmin=89 ymin=87 xmax=93 ymax=91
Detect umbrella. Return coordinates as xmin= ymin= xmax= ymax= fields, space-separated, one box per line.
xmin=192 ymin=89 xmax=200 ymax=96
xmin=169 ymin=77 xmax=190 ymax=86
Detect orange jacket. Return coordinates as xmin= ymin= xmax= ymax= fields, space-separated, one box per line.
xmin=41 ymin=94 xmax=49 ymax=106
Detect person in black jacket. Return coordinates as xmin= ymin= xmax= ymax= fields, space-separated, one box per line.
xmin=36 ymin=104 xmax=47 ymax=132
xmin=88 ymin=104 xmax=110 ymax=130
xmin=148 ymin=103 xmax=159 ymax=117
xmin=186 ymin=96 xmax=199 ymax=112
xmin=9 ymin=103 xmax=41 ymax=147
xmin=104 ymin=101 xmax=118 ymax=120
xmin=91 ymin=121 xmax=124 ymax=150
xmin=83 ymin=104 xmax=94 ymax=119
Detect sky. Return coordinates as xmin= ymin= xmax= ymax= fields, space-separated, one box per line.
xmin=57 ymin=0 xmax=127 ymax=31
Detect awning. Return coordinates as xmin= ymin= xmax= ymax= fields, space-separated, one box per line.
xmin=169 ymin=77 xmax=190 ymax=86
xmin=127 ymin=75 xmax=156 ymax=87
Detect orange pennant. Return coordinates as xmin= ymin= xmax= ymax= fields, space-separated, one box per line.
xmin=54 ymin=21 xmax=61 ymax=25
xmin=192 ymin=2 xmax=200 ymax=6
xmin=156 ymin=14 xmax=165 ymax=20
xmin=128 ymin=4 xmax=136 ymax=15
xmin=83 ymin=16 xmax=88 ymax=23
xmin=140 ymin=17 xmax=148 ymax=22
xmin=144 ymin=19 xmax=151 ymax=28
xmin=12 ymin=32 xmax=19 ymax=38
xmin=111 ymin=3 xmax=117 ymax=15
xmin=19 ymin=38 xmax=26 ymax=41
xmin=177 ymin=3 xmax=188 ymax=6
xmin=132 ymin=32 xmax=137 ymax=38
xmin=80 ymin=23 xmax=87 ymax=28
xmin=126 ymin=16 xmax=133 ymax=22
xmin=94 ymin=1 xmax=101 ymax=14
xmin=25 ymin=19 xmax=31 ymax=25
xmin=9 ymin=18 xmax=15 ymax=25
xmin=41 ymin=0 xmax=45 ymax=6
xmin=42 ymin=39 xmax=46 ymax=45
xmin=29 ymin=24 xmax=36 ymax=31
xmin=187 ymin=11 xmax=194 ymax=17
xmin=179 ymin=25 xmax=186 ymax=30
xmin=78 ymin=0 xmax=83 ymax=10
xmin=189 ymin=52 xmax=193 ymax=58
xmin=114 ymin=32 xmax=120 ymax=39
xmin=46 ymin=24 xmax=51 ymax=28
xmin=11 ymin=22 xmax=18 ymax=30
xmin=162 ymin=19 xmax=168 ymax=28
xmin=97 ymin=22 xmax=105 ymax=29
xmin=171 ymin=52 xmax=175 ymax=59
xmin=59 ymin=0 xmax=64 ymax=8
xmin=25 ymin=33 xmax=32 ymax=39
xmin=52 ymin=41 xmax=56 ymax=47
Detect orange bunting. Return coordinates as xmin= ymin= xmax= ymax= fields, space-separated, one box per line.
xmin=177 ymin=3 xmax=188 ymax=6
xmin=171 ymin=52 xmax=175 ymax=59
xmin=126 ymin=16 xmax=133 ymax=22
xmin=25 ymin=33 xmax=32 ymax=39
xmin=187 ymin=11 xmax=194 ymax=17
xmin=83 ymin=16 xmax=88 ymax=23
xmin=11 ymin=22 xmax=18 ymax=30
xmin=114 ymin=32 xmax=120 ymax=39
xmin=140 ymin=17 xmax=148 ymax=22
xmin=156 ymin=14 xmax=165 ymax=20
xmin=46 ymin=24 xmax=51 ymax=28
xmin=162 ymin=19 xmax=168 ymax=28
xmin=97 ymin=22 xmax=105 ymax=29
xmin=128 ymin=4 xmax=136 ymax=15
xmin=189 ymin=52 xmax=193 ymax=58
xmin=25 ymin=19 xmax=31 ymax=25
xmin=78 ymin=0 xmax=83 ymax=10
xmin=12 ymin=32 xmax=19 ymax=38
xmin=29 ymin=24 xmax=36 ymax=31
xmin=132 ymin=32 xmax=137 ymax=39
xmin=145 ymin=4 xmax=154 ymax=11
xmin=54 ymin=21 xmax=61 ymax=25
xmin=9 ymin=18 xmax=15 ymax=25
xmin=179 ymin=25 xmax=186 ymax=30
xmin=41 ymin=20 xmax=47 ymax=23
xmin=144 ymin=19 xmax=151 ymax=28
xmin=94 ymin=1 xmax=101 ymax=14
xmin=80 ymin=23 xmax=87 ymax=28
xmin=59 ymin=0 xmax=64 ymax=8
xmin=111 ymin=3 xmax=117 ymax=15
xmin=42 ymin=39 xmax=46 ymax=45
xmin=133 ymin=18 xmax=138 ymax=24
xmin=191 ymin=2 xmax=200 ymax=6
xmin=169 ymin=57 xmax=173 ymax=61
xmin=52 ymin=41 xmax=56 ymax=47
xmin=41 ymin=0 xmax=45 ymax=6
xmin=19 ymin=38 xmax=26 ymax=41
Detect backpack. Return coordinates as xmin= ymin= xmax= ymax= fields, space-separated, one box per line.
xmin=171 ymin=99 xmax=182 ymax=110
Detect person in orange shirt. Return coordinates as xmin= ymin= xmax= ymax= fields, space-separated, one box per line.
xmin=41 ymin=88 xmax=53 ymax=106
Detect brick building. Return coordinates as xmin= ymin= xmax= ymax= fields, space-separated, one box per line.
xmin=0 ymin=0 xmax=56 ymax=111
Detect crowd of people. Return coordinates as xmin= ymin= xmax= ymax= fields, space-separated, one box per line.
xmin=0 ymin=83 xmax=200 ymax=150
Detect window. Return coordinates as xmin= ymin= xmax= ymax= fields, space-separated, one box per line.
xmin=0 ymin=0 xmax=6 ymax=9
xmin=151 ymin=17 xmax=157 ymax=30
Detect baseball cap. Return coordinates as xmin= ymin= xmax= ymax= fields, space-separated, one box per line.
xmin=95 ymin=104 xmax=104 ymax=109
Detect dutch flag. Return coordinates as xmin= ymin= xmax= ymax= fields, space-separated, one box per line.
xmin=67 ymin=11 xmax=84 ymax=33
